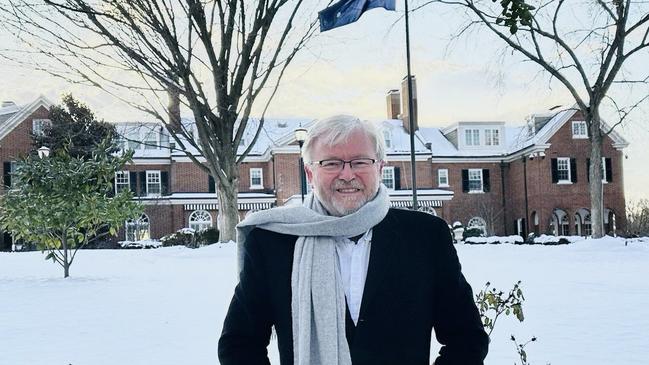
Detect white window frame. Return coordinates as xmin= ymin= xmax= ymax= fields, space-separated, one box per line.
xmin=468 ymin=168 xmax=483 ymax=193
xmin=465 ymin=129 xmax=480 ymax=146
xmin=146 ymin=170 xmax=161 ymax=196
xmin=557 ymin=157 xmax=571 ymax=183
xmin=485 ymin=129 xmax=500 ymax=146
xmin=382 ymin=166 xmax=395 ymax=190
xmin=438 ymin=169 xmax=449 ymax=187
xmin=143 ymin=128 xmax=158 ymax=150
xmin=383 ymin=130 xmax=392 ymax=149
xmin=601 ymin=157 xmax=608 ymax=184
xmin=189 ymin=210 xmax=212 ymax=232
xmin=115 ymin=171 xmax=130 ymax=194
xmin=32 ymin=119 xmax=51 ymax=137
xmin=572 ymin=121 xmax=588 ymax=139
xmin=249 ymin=168 xmax=263 ymax=189
xmin=125 ymin=214 xmax=150 ymax=241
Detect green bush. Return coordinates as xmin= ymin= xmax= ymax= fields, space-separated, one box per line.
xmin=197 ymin=227 xmax=219 ymax=245
xmin=463 ymin=227 xmax=484 ymax=240
xmin=161 ymin=229 xmax=195 ymax=247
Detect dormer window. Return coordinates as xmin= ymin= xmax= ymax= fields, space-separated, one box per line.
xmin=572 ymin=121 xmax=588 ymax=139
xmin=383 ymin=130 xmax=392 ymax=149
xmin=465 ymin=129 xmax=480 ymax=146
xmin=485 ymin=129 xmax=500 ymax=146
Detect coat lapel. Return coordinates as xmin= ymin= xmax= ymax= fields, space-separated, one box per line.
xmin=357 ymin=211 xmax=399 ymax=321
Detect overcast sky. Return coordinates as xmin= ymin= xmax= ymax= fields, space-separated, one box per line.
xmin=1 ymin=1 xmax=648 ymax=201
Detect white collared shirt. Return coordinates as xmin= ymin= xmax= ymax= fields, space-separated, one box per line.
xmin=334 ymin=229 xmax=373 ymax=325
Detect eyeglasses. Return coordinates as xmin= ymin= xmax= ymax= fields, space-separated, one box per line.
xmin=310 ymin=158 xmax=378 ymax=172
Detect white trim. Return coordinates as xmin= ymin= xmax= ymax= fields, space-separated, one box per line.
xmin=146 ymin=170 xmax=162 ymax=196
xmin=557 ymin=157 xmax=571 ymax=183
xmin=382 ymin=166 xmax=395 ymax=190
xmin=114 ymin=171 xmax=130 ymax=194
xmin=468 ymin=168 xmax=484 ymax=192
xmin=249 ymin=168 xmax=264 ymax=189
xmin=571 ymin=121 xmax=588 ymax=139
xmin=0 ymin=95 xmax=54 ymax=140
xmin=437 ymin=168 xmax=449 ymax=187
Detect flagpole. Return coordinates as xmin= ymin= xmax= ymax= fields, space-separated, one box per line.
xmin=404 ymin=0 xmax=418 ymax=211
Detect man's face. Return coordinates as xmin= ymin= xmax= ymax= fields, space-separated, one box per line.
xmin=305 ymin=130 xmax=383 ymax=217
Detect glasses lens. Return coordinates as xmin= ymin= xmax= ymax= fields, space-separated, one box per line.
xmin=350 ymin=158 xmax=374 ymax=170
xmin=320 ymin=159 xmax=344 ymax=171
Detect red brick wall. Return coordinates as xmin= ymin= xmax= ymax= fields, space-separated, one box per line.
xmin=436 ymin=162 xmax=506 ymax=235
xmin=273 ymin=153 xmax=302 ymax=205
xmin=0 ymin=106 xmax=49 ymax=194
xmin=505 ymin=112 xmax=626 ymax=235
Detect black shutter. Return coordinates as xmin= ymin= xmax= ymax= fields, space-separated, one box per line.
xmin=129 ymin=172 xmax=137 ymax=193
xmin=3 ymin=162 xmax=11 ymax=188
xmin=482 ymin=169 xmax=490 ymax=192
xmin=570 ymin=158 xmax=577 ymax=183
xmin=461 ymin=169 xmax=469 ymax=192
xmin=605 ymin=158 xmax=612 ymax=182
xmin=161 ymin=171 xmax=169 ymax=195
xmin=138 ymin=171 xmax=146 ymax=196
xmin=551 ymin=159 xmax=558 ymax=183
xmin=208 ymin=175 xmax=216 ymax=193
xmin=394 ymin=167 xmax=401 ymax=190
xmin=586 ymin=159 xmax=590 ymax=182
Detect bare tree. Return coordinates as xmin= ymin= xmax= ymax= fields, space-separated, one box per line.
xmin=416 ymin=0 xmax=649 ymax=237
xmin=1 ymin=0 xmax=321 ymax=242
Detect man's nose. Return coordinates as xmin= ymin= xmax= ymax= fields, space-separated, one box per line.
xmin=337 ymin=162 xmax=356 ymax=180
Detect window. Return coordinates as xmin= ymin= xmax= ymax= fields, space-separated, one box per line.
xmin=159 ymin=129 xmax=170 ymax=148
xmin=383 ymin=130 xmax=392 ymax=149
xmin=467 ymin=217 xmax=487 ymax=235
xmin=557 ymin=157 xmax=571 ymax=182
xmin=438 ymin=169 xmax=449 ymax=187
xmin=249 ymin=168 xmax=263 ymax=189
xmin=146 ymin=170 xmax=161 ymax=196
xmin=572 ymin=121 xmax=588 ymax=139
xmin=465 ymin=129 xmax=480 ymax=146
xmin=125 ymin=214 xmax=150 ymax=241
xmin=468 ymin=169 xmax=483 ymax=192
xmin=143 ymin=129 xmax=158 ymax=149
xmin=485 ymin=129 xmax=500 ymax=146
xmin=32 ymin=119 xmax=51 ymax=136
xmin=127 ymin=128 xmax=140 ymax=150
xmin=115 ymin=171 xmax=130 ymax=194
xmin=382 ymin=166 xmax=395 ymax=189
xmin=189 ymin=210 xmax=212 ymax=232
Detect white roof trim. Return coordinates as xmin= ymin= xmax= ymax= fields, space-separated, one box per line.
xmin=0 ymin=95 xmax=54 ymax=141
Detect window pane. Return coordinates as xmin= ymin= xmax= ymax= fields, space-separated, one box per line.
xmin=382 ymin=167 xmax=394 ymax=189
xmin=115 ymin=171 xmax=130 ymax=193
xmin=557 ymin=158 xmax=570 ymax=181
xmin=438 ymin=169 xmax=448 ymax=186
xmin=468 ymin=169 xmax=482 ymax=191
xmin=147 ymin=171 xmax=161 ymax=195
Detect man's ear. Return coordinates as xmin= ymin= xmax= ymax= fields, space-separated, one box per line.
xmin=305 ymin=163 xmax=314 ymax=183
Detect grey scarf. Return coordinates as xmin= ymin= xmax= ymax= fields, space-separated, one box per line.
xmin=236 ymin=185 xmax=390 ymax=365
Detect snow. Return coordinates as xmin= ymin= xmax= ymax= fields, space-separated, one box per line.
xmin=465 ymin=235 xmax=524 ymax=244
xmin=1 ymin=237 xmax=648 ymax=364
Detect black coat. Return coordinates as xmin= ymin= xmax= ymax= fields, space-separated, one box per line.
xmin=218 ymin=208 xmax=489 ymax=365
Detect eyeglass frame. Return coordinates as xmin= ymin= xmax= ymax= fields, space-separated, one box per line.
xmin=307 ymin=158 xmax=380 ymax=172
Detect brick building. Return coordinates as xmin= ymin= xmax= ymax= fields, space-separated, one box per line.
xmin=0 ymin=95 xmax=628 ymax=249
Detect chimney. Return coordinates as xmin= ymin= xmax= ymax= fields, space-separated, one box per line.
xmin=386 ymin=89 xmax=400 ymax=119
xmin=400 ymin=75 xmax=418 ymax=133
xmin=1 ymin=101 xmax=16 ymax=108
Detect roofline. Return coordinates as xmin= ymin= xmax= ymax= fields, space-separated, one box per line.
xmin=0 ymin=95 xmax=54 ymax=141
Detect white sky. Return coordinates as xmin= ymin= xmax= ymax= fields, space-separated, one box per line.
xmin=1 ymin=2 xmax=648 ymax=200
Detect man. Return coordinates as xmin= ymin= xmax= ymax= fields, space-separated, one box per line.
xmin=219 ymin=115 xmax=488 ymax=365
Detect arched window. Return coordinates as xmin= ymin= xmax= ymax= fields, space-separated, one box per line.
xmin=125 ymin=214 xmax=150 ymax=241
xmin=583 ymin=214 xmax=592 ymax=236
xmin=418 ymin=207 xmax=437 ymax=216
xmin=560 ymin=214 xmax=570 ymax=236
xmin=467 ymin=217 xmax=487 ymax=235
xmin=189 ymin=210 xmax=212 ymax=232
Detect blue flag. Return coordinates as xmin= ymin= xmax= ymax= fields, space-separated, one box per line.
xmin=319 ymin=0 xmax=396 ymax=32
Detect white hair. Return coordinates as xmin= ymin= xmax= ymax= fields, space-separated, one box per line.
xmin=302 ymin=115 xmax=386 ymax=163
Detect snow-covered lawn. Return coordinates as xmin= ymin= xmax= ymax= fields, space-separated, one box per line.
xmin=1 ymin=237 xmax=647 ymax=364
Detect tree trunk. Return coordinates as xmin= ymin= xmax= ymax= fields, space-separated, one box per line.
xmin=216 ymin=161 xmax=240 ymax=244
xmin=62 ymin=235 xmax=70 ymax=278
xmin=588 ymin=108 xmax=605 ymax=238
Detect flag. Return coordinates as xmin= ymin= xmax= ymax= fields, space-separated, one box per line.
xmin=319 ymin=0 xmax=396 ymax=32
